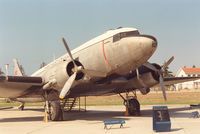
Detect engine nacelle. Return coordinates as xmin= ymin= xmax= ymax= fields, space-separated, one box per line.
xmin=139 ymin=88 xmax=150 ymax=95
xmin=124 ymin=63 xmax=161 ymax=94
xmin=128 ymin=72 xmax=158 ymax=89
xmin=43 ymin=60 xmax=84 ymax=91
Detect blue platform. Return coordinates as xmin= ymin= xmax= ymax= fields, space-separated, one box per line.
xmin=152 ymin=106 xmax=171 ymax=132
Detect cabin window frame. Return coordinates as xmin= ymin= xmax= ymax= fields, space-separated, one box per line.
xmin=113 ymin=31 xmax=140 ymax=42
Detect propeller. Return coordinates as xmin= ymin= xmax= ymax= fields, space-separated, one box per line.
xmin=59 ymin=72 xmax=77 ymax=99
xmin=62 ymin=37 xmax=77 ymax=71
xmin=59 ymin=37 xmax=107 ymax=99
xmin=162 ymin=56 xmax=174 ymax=70
xmin=159 ymin=75 xmax=167 ymax=100
xmin=59 ymin=38 xmax=80 ymax=99
xmin=143 ymin=56 xmax=174 ymax=101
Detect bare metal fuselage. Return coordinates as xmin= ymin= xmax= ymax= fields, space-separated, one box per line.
xmin=0 ymin=28 xmax=157 ymax=101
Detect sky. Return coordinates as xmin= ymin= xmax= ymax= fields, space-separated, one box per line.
xmin=0 ymin=0 xmax=200 ymax=75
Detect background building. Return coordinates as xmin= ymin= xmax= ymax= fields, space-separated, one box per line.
xmin=175 ymin=67 xmax=200 ymax=90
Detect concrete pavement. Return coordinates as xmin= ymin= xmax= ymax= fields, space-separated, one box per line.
xmin=0 ymin=105 xmax=200 ymax=134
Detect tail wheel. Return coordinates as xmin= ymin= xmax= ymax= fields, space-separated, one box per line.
xmin=128 ymin=99 xmax=140 ymax=116
xmin=49 ymin=100 xmax=61 ymax=121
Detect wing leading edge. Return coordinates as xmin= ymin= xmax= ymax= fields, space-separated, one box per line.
xmin=163 ymin=77 xmax=200 ymax=86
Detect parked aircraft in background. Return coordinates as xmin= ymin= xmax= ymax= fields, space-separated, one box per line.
xmin=0 ymin=27 xmax=199 ymax=121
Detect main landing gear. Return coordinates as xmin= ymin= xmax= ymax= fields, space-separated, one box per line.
xmin=45 ymin=100 xmax=62 ymax=121
xmin=43 ymin=90 xmax=79 ymax=122
xmin=43 ymin=90 xmax=63 ymax=122
xmin=119 ymin=91 xmax=140 ymax=116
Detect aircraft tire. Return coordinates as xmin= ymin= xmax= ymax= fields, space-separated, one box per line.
xmin=128 ymin=99 xmax=140 ymax=116
xmin=49 ymin=100 xmax=61 ymax=121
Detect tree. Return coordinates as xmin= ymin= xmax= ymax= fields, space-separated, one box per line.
xmin=162 ymin=61 xmax=174 ymax=77
xmin=0 ymin=67 xmax=4 ymax=75
xmin=40 ymin=62 xmax=46 ymax=69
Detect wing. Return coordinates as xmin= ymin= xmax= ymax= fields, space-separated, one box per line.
xmin=163 ymin=77 xmax=200 ymax=86
xmin=0 ymin=76 xmax=43 ymax=98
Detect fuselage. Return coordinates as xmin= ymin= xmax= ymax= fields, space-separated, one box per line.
xmin=32 ymin=27 xmax=157 ymax=92
xmin=0 ymin=27 xmax=158 ymax=99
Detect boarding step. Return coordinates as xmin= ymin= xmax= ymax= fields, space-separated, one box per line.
xmin=61 ymin=98 xmax=77 ymax=112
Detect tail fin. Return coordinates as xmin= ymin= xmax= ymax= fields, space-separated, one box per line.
xmin=13 ymin=59 xmax=23 ymax=76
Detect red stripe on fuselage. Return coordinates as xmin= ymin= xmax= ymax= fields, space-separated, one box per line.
xmin=102 ymin=40 xmax=115 ymax=73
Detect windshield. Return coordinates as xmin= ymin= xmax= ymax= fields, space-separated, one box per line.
xmin=113 ymin=30 xmax=140 ymax=42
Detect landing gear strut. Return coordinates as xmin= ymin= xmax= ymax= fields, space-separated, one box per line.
xmin=43 ymin=90 xmax=63 ymax=122
xmin=18 ymin=102 xmax=25 ymax=111
xmin=119 ymin=91 xmax=140 ymax=116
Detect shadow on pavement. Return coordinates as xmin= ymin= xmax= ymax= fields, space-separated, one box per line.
xmin=0 ymin=105 xmax=197 ymax=122
xmin=170 ymin=128 xmax=184 ymax=132
xmin=0 ymin=116 xmax=43 ymax=122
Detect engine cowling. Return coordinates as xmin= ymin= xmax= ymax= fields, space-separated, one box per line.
xmin=43 ymin=60 xmax=84 ymax=91
xmin=66 ymin=61 xmax=84 ymax=80
xmin=124 ymin=63 xmax=161 ymax=94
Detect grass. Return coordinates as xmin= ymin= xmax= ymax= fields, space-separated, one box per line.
xmin=80 ymin=101 xmax=200 ymax=106
xmin=1 ymin=101 xmax=200 ymax=108
xmin=140 ymin=101 xmax=200 ymax=105
xmin=0 ymin=102 xmax=44 ymax=108
xmin=1 ymin=91 xmax=200 ymax=108
xmin=0 ymin=103 xmax=19 ymax=107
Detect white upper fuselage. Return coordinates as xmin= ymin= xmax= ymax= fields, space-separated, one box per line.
xmin=32 ymin=28 xmax=138 ymax=76
xmin=32 ymin=27 xmax=157 ymax=90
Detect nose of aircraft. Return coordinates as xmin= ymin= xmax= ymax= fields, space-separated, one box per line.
xmin=111 ymin=34 xmax=158 ymax=75
xmin=143 ymin=35 xmax=157 ymax=48
xmin=140 ymin=35 xmax=158 ymax=53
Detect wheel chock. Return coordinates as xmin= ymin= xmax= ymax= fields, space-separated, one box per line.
xmin=124 ymin=106 xmax=129 ymax=116
xmin=43 ymin=110 xmax=48 ymax=122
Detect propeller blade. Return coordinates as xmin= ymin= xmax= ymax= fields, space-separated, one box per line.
xmin=62 ymin=37 xmax=75 ymax=63
xmin=143 ymin=62 xmax=158 ymax=72
xmin=59 ymin=72 xmax=77 ymax=99
xmin=162 ymin=56 xmax=174 ymax=69
xmin=159 ymin=75 xmax=167 ymax=101
xmin=136 ymin=68 xmax=140 ymax=80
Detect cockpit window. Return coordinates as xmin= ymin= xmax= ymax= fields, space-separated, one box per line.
xmin=113 ymin=30 xmax=140 ymax=42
